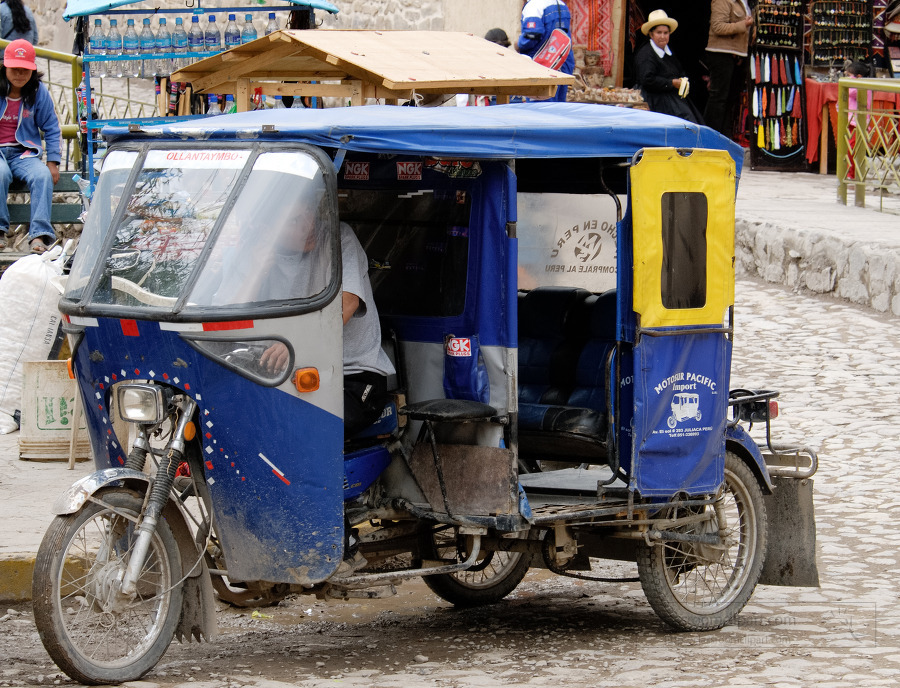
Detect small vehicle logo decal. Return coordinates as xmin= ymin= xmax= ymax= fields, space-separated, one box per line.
xmin=397 ymin=161 xmax=423 ymax=181
xmin=446 ymin=337 xmax=472 ymax=357
xmin=344 ymin=161 xmax=370 ymax=180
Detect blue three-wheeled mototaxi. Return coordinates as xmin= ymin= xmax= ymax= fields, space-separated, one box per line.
xmin=32 ymin=103 xmax=818 ymax=685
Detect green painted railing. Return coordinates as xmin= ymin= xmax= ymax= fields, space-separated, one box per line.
xmin=836 ymin=77 xmax=900 ymax=211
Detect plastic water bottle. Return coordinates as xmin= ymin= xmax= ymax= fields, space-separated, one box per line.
xmin=206 ymin=94 xmax=222 ymax=116
xmin=224 ymin=14 xmax=240 ymax=50
xmin=156 ymin=17 xmax=172 ymax=77
xmin=224 ymin=94 xmax=237 ymax=114
xmin=123 ymin=18 xmax=140 ymax=78
xmin=290 ymin=95 xmax=305 ymax=109
xmin=264 ymin=13 xmax=278 ymax=36
xmin=139 ymin=17 xmax=156 ymax=78
xmin=271 ymin=95 xmax=286 ymax=109
xmin=89 ymin=18 xmax=105 ymax=79
xmin=241 ymin=14 xmax=257 ymax=44
xmin=205 ymin=15 xmax=222 ymax=52
xmin=188 ymin=15 xmax=204 ymax=54
xmin=171 ymin=17 xmax=188 ymax=71
xmin=106 ymin=19 xmax=123 ymax=78
xmin=76 ymin=71 xmax=86 ymax=123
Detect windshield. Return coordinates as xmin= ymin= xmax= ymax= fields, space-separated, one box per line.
xmin=63 ymin=146 xmax=336 ymax=317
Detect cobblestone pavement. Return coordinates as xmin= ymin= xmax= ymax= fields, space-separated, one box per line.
xmin=2 ymin=277 xmax=900 ymax=688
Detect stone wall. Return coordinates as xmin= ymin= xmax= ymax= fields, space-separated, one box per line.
xmin=33 ymin=0 xmax=522 ymax=55
xmin=735 ymin=220 xmax=900 ymax=317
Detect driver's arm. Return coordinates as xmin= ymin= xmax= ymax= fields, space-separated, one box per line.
xmin=260 ymin=291 xmax=360 ymax=373
xmin=342 ymin=291 xmax=360 ymax=325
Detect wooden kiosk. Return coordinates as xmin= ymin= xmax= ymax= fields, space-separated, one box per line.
xmin=171 ymin=30 xmax=575 ymax=110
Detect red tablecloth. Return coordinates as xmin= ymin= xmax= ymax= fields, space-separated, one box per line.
xmin=805 ymin=78 xmax=900 ymax=164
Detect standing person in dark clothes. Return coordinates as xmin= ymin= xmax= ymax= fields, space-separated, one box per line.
xmin=703 ymin=0 xmax=753 ymax=135
xmin=0 ymin=0 xmax=37 ymax=44
xmin=634 ymin=10 xmax=704 ymax=125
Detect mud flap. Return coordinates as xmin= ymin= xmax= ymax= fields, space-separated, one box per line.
xmin=759 ymin=476 xmax=819 ymax=587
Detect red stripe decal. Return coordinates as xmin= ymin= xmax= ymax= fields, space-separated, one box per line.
xmin=202 ymin=320 xmax=254 ymax=331
xmin=273 ymin=470 xmax=291 ymax=486
xmin=121 ymin=319 xmax=140 ymax=337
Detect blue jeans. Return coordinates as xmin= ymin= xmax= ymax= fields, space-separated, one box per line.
xmin=0 ymin=146 xmax=55 ymax=243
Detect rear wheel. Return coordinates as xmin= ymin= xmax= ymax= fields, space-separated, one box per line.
xmin=419 ymin=525 xmax=531 ymax=606
xmin=636 ymin=452 xmax=767 ymax=631
xmin=32 ymin=490 xmax=183 ymax=685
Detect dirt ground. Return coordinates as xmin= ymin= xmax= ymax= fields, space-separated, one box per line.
xmin=0 ymin=562 xmax=881 ymax=688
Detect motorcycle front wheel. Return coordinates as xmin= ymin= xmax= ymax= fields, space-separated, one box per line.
xmin=33 ymin=489 xmax=183 ymax=685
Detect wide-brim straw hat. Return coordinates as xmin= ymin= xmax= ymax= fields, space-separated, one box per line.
xmin=642 ymin=10 xmax=678 ymax=35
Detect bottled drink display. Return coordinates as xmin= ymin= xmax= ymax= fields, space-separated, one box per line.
xmin=241 ymin=14 xmax=258 ymax=44
xmin=172 ymin=17 xmax=188 ymax=71
xmin=85 ymin=11 xmax=286 ymax=80
xmin=224 ymin=14 xmax=241 ymax=49
xmin=89 ymin=18 xmax=105 ymax=79
xmin=188 ymin=15 xmax=204 ymax=53
xmin=139 ymin=17 xmax=156 ymax=78
xmin=205 ymin=14 xmax=222 ymax=52
xmin=156 ymin=17 xmax=172 ymax=77
xmin=106 ymin=19 xmax=124 ymax=78
xmin=123 ymin=18 xmax=140 ymax=78
xmin=265 ymin=13 xmax=279 ymax=36
xmin=207 ymin=94 xmax=222 ymax=116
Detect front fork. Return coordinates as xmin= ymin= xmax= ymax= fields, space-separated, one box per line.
xmin=120 ymin=395 xmax=197 ymax=596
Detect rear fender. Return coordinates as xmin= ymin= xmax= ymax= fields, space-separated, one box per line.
xmin=725 ymin=425 xmax=774 ymax=493
xmin=726 ymin=427 xmax=819 ymax=587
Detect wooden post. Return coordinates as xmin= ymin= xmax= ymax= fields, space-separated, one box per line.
xmin=611 ymin=0 xmax=627 ymax=87
xmin=236 ymin=78 xmax=251 ymax=112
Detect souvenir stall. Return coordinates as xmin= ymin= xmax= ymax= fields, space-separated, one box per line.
xmin=566 ymin=0 xmax=648 ymax=106
xmin=748 ymin=0 xmax=807 ymax=170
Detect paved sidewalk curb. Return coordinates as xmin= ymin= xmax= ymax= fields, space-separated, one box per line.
xmin=735 ymin=170 xmax=900 ymax=316
xmin=0 ymin=555 xmax=36 ymax=602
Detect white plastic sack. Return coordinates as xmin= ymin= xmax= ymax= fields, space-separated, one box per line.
xmin=0 ymin=245 xmax=68 ymax=433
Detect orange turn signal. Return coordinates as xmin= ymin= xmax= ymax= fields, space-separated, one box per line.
xmin=66 ymin=358 xmax=75 ymax=380
xmin=293 ymin=367 xmax=320 ymax=393
xmin=183 ymin=421 xmax=196 ymax=442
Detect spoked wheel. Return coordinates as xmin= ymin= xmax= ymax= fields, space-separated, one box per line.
xmin=636 ymin=452 xmax=767 ymax=631
xmin=32 ymin=490 xmax=183 ymax=685
xmin=419 ymin=524 xmax=531 ymax=606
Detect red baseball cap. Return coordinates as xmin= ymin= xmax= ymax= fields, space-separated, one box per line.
xmin=3 ymin=39 xmax=37 ymax=70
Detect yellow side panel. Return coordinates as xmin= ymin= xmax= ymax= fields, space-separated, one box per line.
xmin=631 ymin=148 xmax=736 ymax=328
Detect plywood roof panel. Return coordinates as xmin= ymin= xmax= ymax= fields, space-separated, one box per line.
xmin=171 ymin=29 xmax=573 ymax=101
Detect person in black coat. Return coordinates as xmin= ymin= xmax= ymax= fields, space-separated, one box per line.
xmin=634 ymin=10 xmax=704 ymax=125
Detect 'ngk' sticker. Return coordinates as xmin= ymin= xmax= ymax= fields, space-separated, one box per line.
xmin=397 ymin=161 xmax=423 ymax=181
xmin=344 ymin=161 xmax=370 ymax=180
xmin=446 ymin=337 xmax=472 ymax=357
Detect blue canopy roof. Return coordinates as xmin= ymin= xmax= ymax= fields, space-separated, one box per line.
xmin=64 ymin=0 xmax=338 ymax=20
xmin=104 ymin=103 xmax=744 ymax=175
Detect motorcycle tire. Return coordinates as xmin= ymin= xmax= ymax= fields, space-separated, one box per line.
xmin=33 ymin=489 xmax=183 ymax=685
xmin=636 ymin=451 xmax=767 ymax=631
xmin=419 ymin=525 xmax=531 ymax=607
